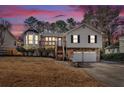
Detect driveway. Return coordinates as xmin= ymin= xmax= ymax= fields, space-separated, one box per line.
xmin=83 ymin=62 xmax=124 ymax=87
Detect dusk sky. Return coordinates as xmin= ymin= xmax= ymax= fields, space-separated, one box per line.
xmin=0 ymin=5 xmax=124 ymax=38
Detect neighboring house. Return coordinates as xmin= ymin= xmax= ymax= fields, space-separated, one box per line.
xmin=119 ymin=36 xmax=124 ymax=53
xmin=0 ymin=30 xmax=18 ymax=55
xmin=22 ymin=29 xmax=40 ymax=50
xmin=62 ymin=23 xmax=103 ymax=62
xmin=105 ymin=45 xmax=119 ymax=54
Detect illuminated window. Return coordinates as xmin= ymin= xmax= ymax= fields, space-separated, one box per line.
xmin=73 ymin=35 xmax=78 ymax=43
xmin=49 ymin=42 xmax=52 ymax=45
xmin=26 ymin=35 xmax=28 ymax=44
xmin=90 ymin=35 xmax=95 ymax=43
xmin=52 ymin=37 xmax=55 ymax=41
xmin=28 ymin=35 xmax=33 ymax=44
xmin=45 ymin=37 xmax=48 ymax=41
xmin=49 ymin=37 xmax=52 ymax=41
xmin=58 ymin=38 xmax=62 ymax=46
xmin=52 ymin=42 xmax=55 ymax=45
xmin=58 ymin=38 xmax=61 ymax=41
xmin=45 ymin=42 xmax=48 ymax=45
xmin=35 ymin=35 xmax=38 ymax=44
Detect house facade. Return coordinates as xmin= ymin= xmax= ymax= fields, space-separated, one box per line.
xmin=119 ymin=36 xmax=124 ymax=53
xmin=22 ymin=29 xmax=40 ymax=50
xmin=0 ymin=30 xmax=19 ymax=56
xmin=20 ymin=23 xmax=103 ymax=62
xmin=40 ymin=31 xmax=63 ymax=57
xmin=63 ymin=24 xmax=103 ymax=62
xmin=40 ymin=31 xmax=62 ymax=49
xmin=104 ymin=45 xmax=119 ymax=54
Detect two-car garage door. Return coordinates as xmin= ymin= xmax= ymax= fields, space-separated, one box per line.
xmin=72 ymin=51 xmax=97 ymax=62
xmin=83 ymin=52 xmax=97 ymax=62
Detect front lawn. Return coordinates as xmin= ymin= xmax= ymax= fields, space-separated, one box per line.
xmin=0 ymin=57 xmax=104 ymax=87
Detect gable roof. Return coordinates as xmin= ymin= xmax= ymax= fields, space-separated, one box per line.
xmin=63 ymin=23 xmax=103 ymax=36
xmin=7 ymin=30 xmax=17 ymax=40
xmin=41 ymin=29 xmax=63 ymax=37
xmin=23 ymin=29 xmax=39 ymax=35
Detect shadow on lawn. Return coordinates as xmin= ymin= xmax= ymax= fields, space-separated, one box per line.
xmin=71 ymin=62 xmax=93 ymax=68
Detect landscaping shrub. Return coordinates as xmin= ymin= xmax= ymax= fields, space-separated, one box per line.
xmin=102 ymin=53 xmax=124 ymax=62
xmin=16 ymin=46 xmax=26 ymax=52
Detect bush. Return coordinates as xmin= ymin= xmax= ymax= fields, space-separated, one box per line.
xmin=16 ymin=46 xmax=26 ymax=52
xmin=102 ymin=53 xmax=124 ymax=61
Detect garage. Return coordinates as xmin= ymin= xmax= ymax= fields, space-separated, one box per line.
xmin=83 ymin=52 xmax=97 ymax=62
xmin=72 ymin=51 xmax=97 ymax=62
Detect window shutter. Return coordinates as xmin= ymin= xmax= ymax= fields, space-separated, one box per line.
xmin=78 ymin=35 xmax=80 ymax=43
xmin=95 ymin=35 xmax=97 ymax=43
xmin=71 ymin=35 xmax=73 ymax=43
xmin=88 ymin=35 xmax=90 ymax=43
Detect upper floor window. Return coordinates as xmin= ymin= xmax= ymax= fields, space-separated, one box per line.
xmin=49 ymin=37 xmax=52 ymax=41
xmin=28 ymin=35 xmax=33 ymax=44
xmin=73 ymin=35 xmax=78 ymax=43
xmin=26 ymin=35 xmax=28 ymax=44
xmin=88 ymin=35 xmax=97 ymax=43
xmin=71 ymin=35 xmax=80 ymax=43
xmin=45 ymin=37 xmax=48 ymax=41
xmin=52 ymin=37 xmax=56 ymax=41
xmin=35 ymin=35 xmax=38 ymax=44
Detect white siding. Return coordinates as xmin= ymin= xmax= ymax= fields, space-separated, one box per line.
xmin=71 ymin=51 xmax=97 ymax=62
xmin=83 ymin=52 xmax=96 ymax=62
xmin=23 ymin=32 xmax=40 ymax=49
xmin=66 ymin=26 xmax=102 ymax=48
xmin=119 ymin=36 xmax=124 ymax=53
xmin=1 ymin=30 xmax=16 ymax=48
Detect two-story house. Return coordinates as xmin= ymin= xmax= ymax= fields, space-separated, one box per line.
xmin=62 ymin=23 xmax=103 ymax=62
xmin=20 ymin=23 xmax=103 ymax=62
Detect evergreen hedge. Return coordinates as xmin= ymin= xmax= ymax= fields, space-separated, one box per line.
xmin=102 ymin=53 xmax=124 ymax=62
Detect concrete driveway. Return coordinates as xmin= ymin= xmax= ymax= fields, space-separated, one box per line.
xmin=83 ymin=62 xmax=124 ymax=87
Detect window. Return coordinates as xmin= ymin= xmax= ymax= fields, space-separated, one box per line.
xmin=90 ymin=35 xmax=95 ymax=43
xmin=45 ymin=37 xmax=48 ymax=41
xmin=71 ymin=35 xmax=80 ymax=43
xmin=28 ymin=35 xmax=33 ymax=44
xmin=58 ymin=38 xmax=62 ymax=46
xmin=35 ymin=35 xmax=38 ymax=44
xmin=49 ymin=42 xmax=52 ymax=45
xmin=52 ymin=42 xmax=55 ymax=45
xmin=14 ymin=41 xmax=16 ymax=46
xmin=26 ymin=35 xmax=28 ymax=44
xmin=49 ymin=37 xmax=52 ymax=41
xmin=73 ymin=35 xmax=78 ymax=43
xmin=58 ymin=38 xmax=61 ymax=41
xmin=88 ymin=35 xmax=97 ymax=43
xmin=52 ymin=37 xmax=55 ymax=41
xmin=45 ymin=42 xmax=48 ymax=45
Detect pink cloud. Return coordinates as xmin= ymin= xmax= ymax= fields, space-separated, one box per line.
xmin=119 ymin=10 xmax=124 ymax=16
xmin=0 ymin=6 xmax=85 ymax=38
xmin=68 ymin=5 xmax=86 ymax=12
xmin=11 ymin=24 xmax=25 ymax=38
xmin=0 ymin=6 xmax=64 ymax=18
